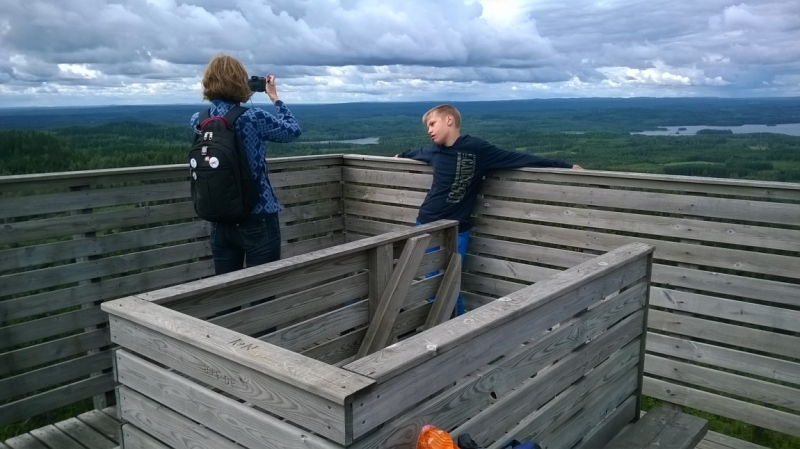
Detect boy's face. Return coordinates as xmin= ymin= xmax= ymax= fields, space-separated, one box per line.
xmin=426 ymin=113 xmax=454 ymax=145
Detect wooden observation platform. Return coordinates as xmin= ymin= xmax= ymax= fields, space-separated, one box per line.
xmin=2 ymin=155 xmax=799 ymax=448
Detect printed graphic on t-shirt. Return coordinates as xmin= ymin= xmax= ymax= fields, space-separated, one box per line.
xmin=447 ymin=152 xmax=476 ymax=203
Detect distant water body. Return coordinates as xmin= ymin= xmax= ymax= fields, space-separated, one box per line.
xmin=633 ymin=124 xmax=800 ymax=136
xmin=310 ymin=137 xmax=380 ymax=145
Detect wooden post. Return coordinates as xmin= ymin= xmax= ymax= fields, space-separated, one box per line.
xmin=368 ymin=243 xmax=393 ymax=321
xmin=357 ymin=234 xmax=431 ymax=358
xmin=634 ymin=251 xmax=654 ymax=420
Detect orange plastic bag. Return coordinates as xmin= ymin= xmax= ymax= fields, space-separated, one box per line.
xmin=417 ymin=425 xmax=458 ymax=449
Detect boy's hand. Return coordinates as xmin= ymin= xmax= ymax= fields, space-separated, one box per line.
xmin=572 ymin=164 xmax=584 ymax=170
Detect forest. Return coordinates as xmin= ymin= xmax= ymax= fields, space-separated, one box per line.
xmin=1 ymin=97 xmax=800 ymax=182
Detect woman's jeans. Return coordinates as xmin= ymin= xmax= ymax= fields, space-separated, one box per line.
xmin=209 ymin=213 xmax=281 ymax=275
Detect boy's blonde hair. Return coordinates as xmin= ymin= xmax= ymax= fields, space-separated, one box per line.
xmin=202 ymin=54 xmax=253 ymax=103
xmin=422 ymin=104 xmax=461 ymax=128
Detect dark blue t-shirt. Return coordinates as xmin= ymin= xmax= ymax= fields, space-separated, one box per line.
xmin=398 ymin=135 xmax=573 ymax=232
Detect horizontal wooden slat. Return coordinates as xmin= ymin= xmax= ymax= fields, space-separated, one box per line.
xmin=267 ymin=154 xmax=343 ymax=171
xmin=0 ymin=201 xmax=196 ymax=246
xmin=0 ymin=328 xmax=111 ymax=376
xmin=0 ymin=164 xmax=188 ymax=194
xmin=464 ymin=254 xmax=560 ymax=283
xmin=650 ymin=287 xmax=800 ymax=332
xmin=0 ymin=373 xmax=114 ymax=427
xmin=344 ymin=216 xmax=410 ymax=237
xmin=0 ymin=220 xmax=208 ymax=272
xmin=116 ymin=350 xmax=339 ymax=449
xmin=274 ymin=183 xmax=342 ymax=205
xmin=343 ymin=167 xmax=432 ymax=190
xmin=269 ymin=166 xmax=341 ymax=188
xmin=645 ymin=354 xmax=800 ymax=412
xmin=469 ymin=234 xmax=593 ymax=268
xmin=1 ymin=259 xmax=215 ymax=323
xmin=54 ymin=417 xmax=116 ymax=449
xmin=279 ymin=200 xmax=342 ymax=224
xmin=0 ymin=181 xmax=190 ymax=220
xmin=0 ymin=305 xmax=107 ymax=350
xmin=211 ymin=272 xmax=369 ymax=337
xmin=262 ymin=300 xmax=369 ymax=352
xmin=644 ymin=377 xmax=800 ymax=437
xmin=473 ymin=216 xmax=800 ymax=280
xmin=474 ymin=196 xmax=800 ymax=253
xmin=281 ymin=217 xmax=344 ymax=241
xmin=75 ymin=409 xmax=120 ymax=444
xmin=344 ymin=199 xmax=418 ymax=224
xmin=2 ymin=241 xmax=210 ymax=297
xmin=0 ymin=350 xmax=113 ymax=402
xmin=462 ymin=272 xmax=527 ymax=298
xmin=343 ymin=154 xmax=433 ymax=173
xmin=28 ymin=424 xmax=84 ymax=449
xmin=120 ymin=423 xmax=171 ymax=449
xmin=648 ymin=309 xmax=800 ymax=359
xmin=488 ymin=167 xmax=800 ymax=201
xmin=646 ymin=333 xmax=800 ymax=386
xmin=343 ymin=184 xmax=426 ymax=207
xmin=573 ymin=394 xmax=637 ymax=449
xmin=482 ymin=178 xmax=800 ymax=226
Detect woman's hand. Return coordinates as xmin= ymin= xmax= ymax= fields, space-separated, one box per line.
xmin=266 ymin=75 xmax=279 ymax=103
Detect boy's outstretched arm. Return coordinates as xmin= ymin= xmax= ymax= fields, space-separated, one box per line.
xmin=395 ymin=146 xmax=433 ymax=162
xmin=483 ymin=142 xmax=581 ymax=170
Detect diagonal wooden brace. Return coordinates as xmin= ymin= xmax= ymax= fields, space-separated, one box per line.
xmin=423 ymin=252 xmax=462 ymax=330
xmin=357 ymin=233 xmax=432 ymax=358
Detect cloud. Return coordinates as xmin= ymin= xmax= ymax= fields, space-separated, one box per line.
xmin=0 ymin=0 xmax=798 ymax=106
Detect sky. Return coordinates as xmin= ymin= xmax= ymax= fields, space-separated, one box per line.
xmin=0 ymin=0 xmax=799 ymax=107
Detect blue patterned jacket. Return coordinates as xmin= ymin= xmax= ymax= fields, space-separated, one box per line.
xmin=191 ymin=99 xmax=302 ymax=214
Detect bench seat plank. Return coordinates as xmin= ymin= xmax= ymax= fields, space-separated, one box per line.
xmin=604 ymin=406 xmax=708 ymax=449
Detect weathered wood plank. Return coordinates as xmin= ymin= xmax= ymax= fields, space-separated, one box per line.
xmin=0 ymin=181 xmax=190 ymax=220
xmin=0 ymin=201 xmax=197 ymax=246
xmin=0 ymin=164 xmax=188 ymax=194
xmin=1 ymin=259 xmax=214 ymax=323
xmin=118 ymin=386 xmax=241 ymax=449
xmin=0 ymin=373 xmax=115 ymax=427
xmin=275 ymin=183 xmax=343 ymax=206
xmin=473 ymin=215 xmax=800 ymax=280
xmin=282 ymin=233 xmax=345 ymax=258
xmin=644 ymin=377 xmax=800 ymax=437
xmin=482 ymin=178 xmax=800 ymax=226
xmin=343 ymin=167 xmax=433 ymax=189
xmin=267 ymin=154 xmax=343 ymax=170
xmin=28 ymin=425 xmax=84 ymax=449
xmin=347 ymin=246 xmax=651 ymax=439
xmin=350 ymin=281 xmax=647 ymax=449
xmin=269 ymin=166 xmax=341 ymax=188
xmin=54 ymin=417 xmax=117 ymax=449
xmin=0 ymin=328 xmax=111 ymax=376
xmin=648 ymin=309 xmax=800 ymax=359
xmin=281 ymin=217 xmax=344 ymax=241
xmin=358 ymin=234 xmax=431 ymax=357
xmin=645 ymin=354 xmax=800 ymax=412
xmin=696 ymin=431 xmax=770 ymax=449
xmin=343 ymin=184 xmax=426 ymax=207
xmin=646 ymin=333 xmax=800 ymax=386
xmin=574 ymin=395 xmax=638 ymax=449
xmin=462 ymin=272 xmax=527 ymax=298
xmin=603 ymin=406 xmax=682 ymax=449
xmin=345 ymin=216 xmax=410 ymax=237
xmin=0 ymin=306 xmax=107 ymax=351
xmin=116 ymin=350 xmax=339 ymax=449
xmin=343 ymin=154 xmax=433 ymax=173
xmin=474 ymin=196 xmax=800 ymax=253
xmin=0 ymin=221 xmax=207 ymax=273
xmin=120 ymin=424 xmax=171 ymax=449
xmin=424 ymin=253 xmax=461 ymax=330
xmin=368 ymin=243 xmax=393 ymax=321
xmin=344 ymin=199 xmax=418 ymax=224
xmin=261 ymin=300 xmax=369 ymax=352
xmin=76 ymin=409 xmax=120 ymax=443
xmin=3 ymin=434 xmax=48 ymax=449
xmin=210 ymin=271 xmax=369 ymax=336
xmin=0 ymin=350 xmax=113 ymax=402
xmin=1 ymin=241 xmax=210 ymax=298
xmin=279 ymin=200 xmax=341 ymax=224
xmin=108 ymin=315 xmax=356 ymax=444
xmin=463 ymin=254 xmax=560 ymax=284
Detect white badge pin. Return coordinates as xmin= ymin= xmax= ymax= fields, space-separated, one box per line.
xmin=192 ymin=172 xmax=197 ymax=180
xmin=190 ymin=158 xmax=197 ymax=168
xmin=209 ymin=157 xmax=220 ymax=168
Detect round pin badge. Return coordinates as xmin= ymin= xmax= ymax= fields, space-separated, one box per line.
xmin=192 ymin=172 xmax=197 ymax=180
xmin=209 ymin=157 xmax=220 ymax=168
xmin=190 ymin=158 xmax=197 ymax=168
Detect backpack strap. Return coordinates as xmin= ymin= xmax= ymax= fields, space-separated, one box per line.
xmin=222 ymin=106 xmax=248 ymax=129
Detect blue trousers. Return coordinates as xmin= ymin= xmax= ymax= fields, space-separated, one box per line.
xmin=418 ymin=222 xmax=470 ymax=316
xmin=209 ymin=213 xmax=281 ymax=275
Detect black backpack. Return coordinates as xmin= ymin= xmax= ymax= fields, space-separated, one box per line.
xmin=189 ymin=106 xmax=259 ymax=223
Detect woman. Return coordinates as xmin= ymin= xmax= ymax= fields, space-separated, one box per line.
xmin=191 ymin=54 xmax=301 ymax=275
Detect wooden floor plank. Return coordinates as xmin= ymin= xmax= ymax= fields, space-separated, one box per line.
xmin=76 ymin=410 xmax=120 ymax=443
xmin=28 ymin=425 xmax=83 ymax=449
xmin=4 ymin=434 xmax=48 ymax=449
xmin=100 ymin=406 xmax=119 ymax=420
xmin=54 ymin=418 xmax=116 ymax=449
xmin=697 ymin=431 xmax=769 ymax=449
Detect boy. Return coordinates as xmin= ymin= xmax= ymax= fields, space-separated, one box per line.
xmin=396 ymin=104 xmax=583 ymax=315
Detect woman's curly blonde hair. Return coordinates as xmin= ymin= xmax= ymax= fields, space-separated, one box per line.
xmin=202 ymin=54 xmax=252 ymax=103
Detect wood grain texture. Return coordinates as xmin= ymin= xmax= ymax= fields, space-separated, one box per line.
xmin=120 ymin=423 xmax=171 ymax=449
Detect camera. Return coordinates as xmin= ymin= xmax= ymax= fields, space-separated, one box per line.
xmin=248 ymin=76 xmax=266 ymax=92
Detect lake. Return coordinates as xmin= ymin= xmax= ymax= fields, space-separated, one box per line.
xmin=309 ymin=137 xmax=380 ymax=145
xmin=632 ymin=124 xmax=800 ymax=136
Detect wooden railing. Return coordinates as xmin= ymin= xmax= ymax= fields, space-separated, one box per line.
xmin=3 ymin=153 xmax=800 ymax=442
xmin=0 ymin=155 xmax=343 ymax=426
xmin=342 ymin=154 xmax=800 ymax=440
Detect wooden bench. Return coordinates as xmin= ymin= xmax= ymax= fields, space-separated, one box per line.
xmin=604 ymin=406 xmax=708 ymax=449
